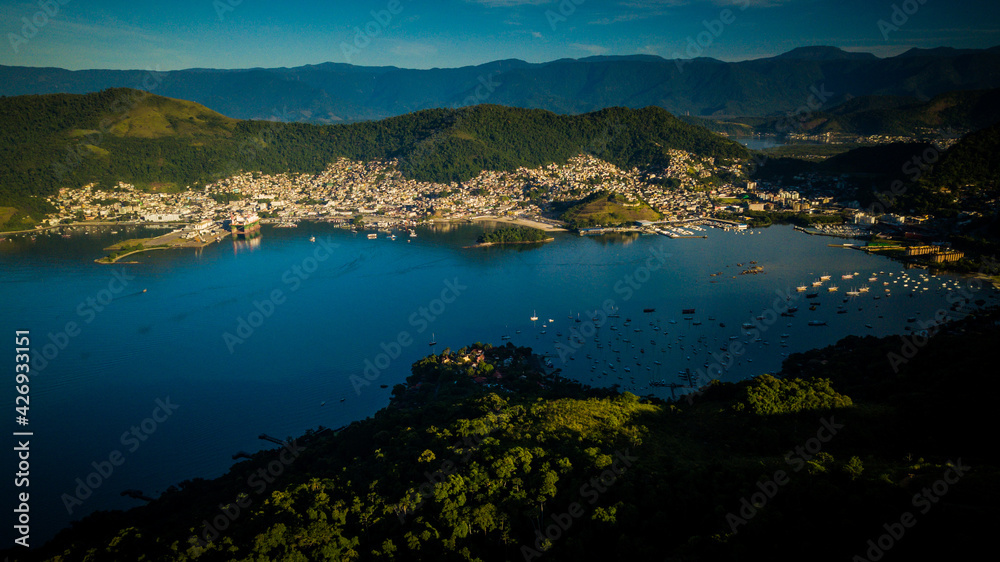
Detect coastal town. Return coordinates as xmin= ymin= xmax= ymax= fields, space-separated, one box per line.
xmin=40 ymin=151 xmax=742 ymax=228
xmin=9 ymin=145 xmax=978 ymax=269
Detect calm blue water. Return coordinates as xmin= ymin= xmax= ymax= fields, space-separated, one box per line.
xmin=733 ymin=137 xmax=785 ymax=150
xmin=1 ymin=222 xmax=996 ymax=546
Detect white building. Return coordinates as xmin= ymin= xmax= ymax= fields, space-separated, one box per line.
xmin=142 ymin=213 xmax=182 ymax=222
xmin=854 ymin=213 xmax=877 ymax=226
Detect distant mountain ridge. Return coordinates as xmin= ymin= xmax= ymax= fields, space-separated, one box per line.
xmin=2 ymin=46 xmax=999 ymax=123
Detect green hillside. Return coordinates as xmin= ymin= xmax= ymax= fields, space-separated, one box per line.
xmin=0 ymin=89 xmax=748 ymax=231
xmin=560 ymin=191 xmax=663 ymax=228
xmin=926 ymin=120 xmax=1000 ymax=197
xmin=16 ymin=308 xmax=1000 ymax=561
xmin=890 ymin=119 xmax=1000 ymax=221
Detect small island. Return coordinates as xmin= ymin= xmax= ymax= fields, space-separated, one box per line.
xmin=469 ymin=226 xmax=554 ymax=248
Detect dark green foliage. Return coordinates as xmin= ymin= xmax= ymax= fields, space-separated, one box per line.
xmin=926 ymin=120 xmax=1000 ymax=197
xmin=19 ymin=308 xmax=1000 ymax=561
xmin=560 ymin=190 xmax=662 ymax=228
xmin=752 ymin=88 xmax=1000 ymax=136
xmin=0 ymin=90 xmax=747 ymax=230
xmin=716 ymin=210 xmax=847 ymax=228
xmin=476 ymin=227 xmax=548 ymax=244
xmin=731 ymin=374 xmax=853 ymax=415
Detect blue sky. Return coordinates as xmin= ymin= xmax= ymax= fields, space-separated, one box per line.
xmin=2 ymin=0 xmax=998 ymax=70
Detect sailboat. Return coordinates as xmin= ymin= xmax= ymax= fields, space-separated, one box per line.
xmin=428 ymin=333 xmax=437 ymax=346
xmin=530 ymin=310 xmax=539 ymax=322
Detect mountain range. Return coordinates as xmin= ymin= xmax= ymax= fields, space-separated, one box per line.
xmin=3 ymin=46 xmax=1000 ymax=123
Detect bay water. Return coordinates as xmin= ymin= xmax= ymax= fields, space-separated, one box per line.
xmin=1 ymin=222 xmax=995 ymax=545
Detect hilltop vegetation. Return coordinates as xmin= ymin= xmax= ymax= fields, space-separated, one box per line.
xmin=753 ymin=135 xmax=997 ymax=215
xmin=924 ymin=119 xmax=1000 ymax=198
xmin=803 ymin=89 xmax=1000 ymax=136
xmin=475 ymin=226 xmax=551 ymax=245
xmin=560 ymin=191 xmax=662 ymax=228
xmin=0 ymin=89 xmax=747 ymax=230
xmin=16 ymin=306 xmax=1000 ymax=561
xmin=713 ymin=88 xmax=1000 ymax=137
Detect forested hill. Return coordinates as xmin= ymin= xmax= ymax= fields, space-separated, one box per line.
xmin=0 ymin=88 xmax=747 ymax=230
xmin=13 ymin=308 xmax=1000 ymax=561
xmin=728 ymin=88 xmax=1000 ymax=137
xmin=925 ymin=119 xmax=1000 ymax=197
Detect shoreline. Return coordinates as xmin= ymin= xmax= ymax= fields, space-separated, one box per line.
xmin=9 ymin=219 xmax=996 ymax=282
xmin=442 ymin=215 xmax=568 ymax=232
xmin=95 ymin=246 xmax=171 ymax=264
xmin=11 ymin=219 xmax=1000 ymax=550
xmin=463 ymin=237 xmax=555 ymax=249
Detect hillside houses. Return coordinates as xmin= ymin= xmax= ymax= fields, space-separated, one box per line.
xmin=46 ymin=150 xmax=748 ymax=226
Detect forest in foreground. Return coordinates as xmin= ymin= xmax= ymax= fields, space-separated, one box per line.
xmin=13 ymin=304 xmax=1000 ymax=561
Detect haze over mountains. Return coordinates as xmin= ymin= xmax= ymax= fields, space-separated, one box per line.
xmin=3 ymin=46 xmax=1000 ymax=123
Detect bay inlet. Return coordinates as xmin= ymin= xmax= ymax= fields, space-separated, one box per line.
xmin=1 ymin=221 xmax=996 ymax=545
